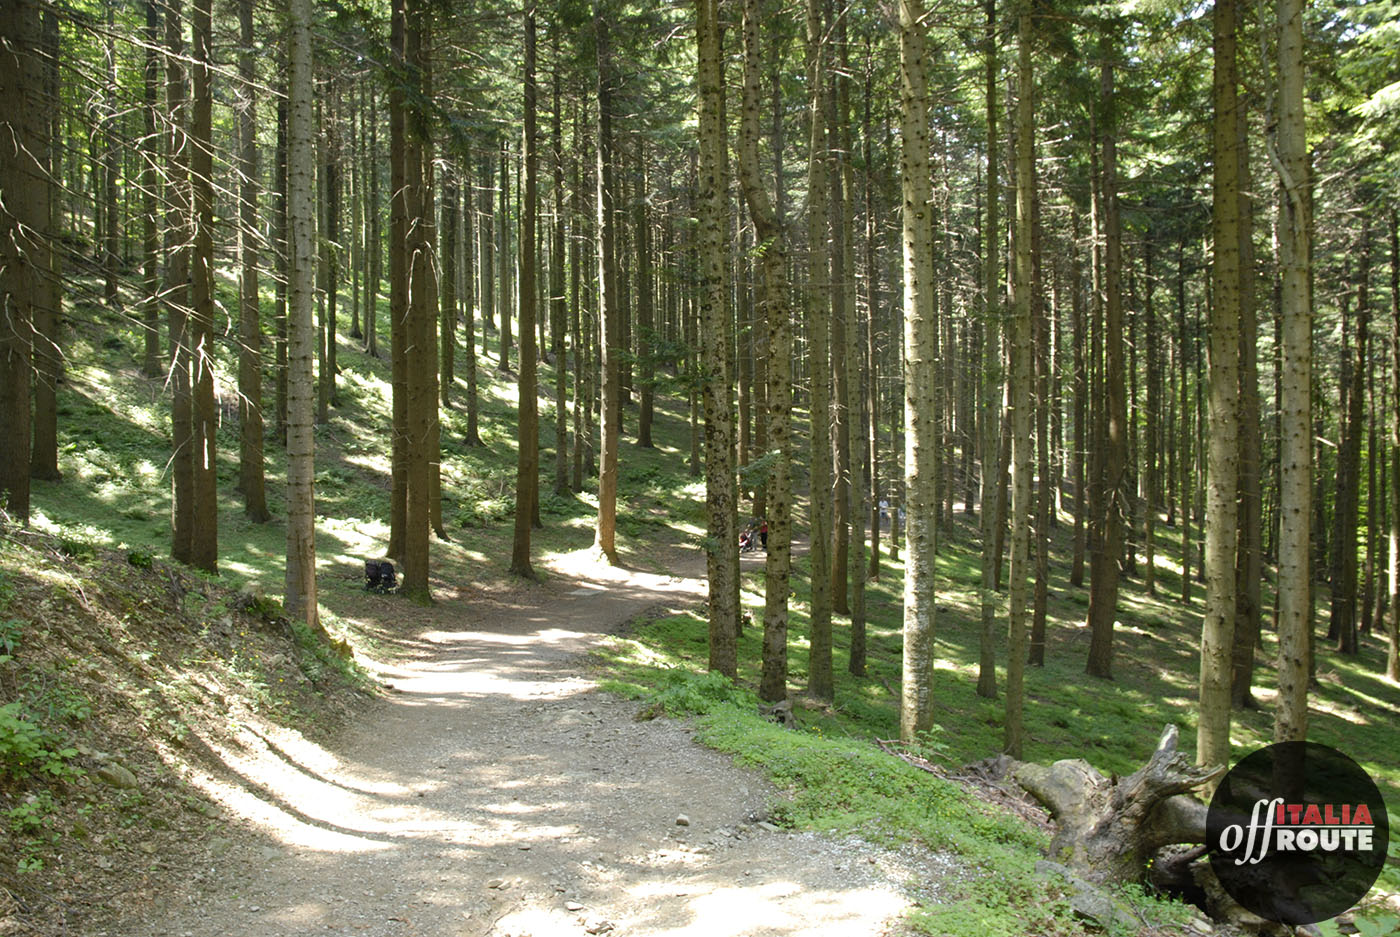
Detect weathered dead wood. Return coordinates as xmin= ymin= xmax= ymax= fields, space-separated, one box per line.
xmin=996 ymin=724 xmax=1224 ymax=886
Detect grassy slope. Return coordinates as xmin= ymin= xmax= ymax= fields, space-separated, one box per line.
xmin=20 ymin=281 xmax=1400 ymax=935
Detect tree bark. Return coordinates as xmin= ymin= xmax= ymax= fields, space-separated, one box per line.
xmin=637 ymin=156 xmax=655 ymax=449
xmin=1388 ymin=207 xmax=1399 ymax=682
xmin=285 ymin=0 xmax=320 ymax=632
xmin=1199 ymin=0 xmax=1243 ymax=770
xmin=140 ymin=0 xmax=162 ymax=381
xmin=0 ymin=0 xmax=45 ymax=522
xmin=805 ymin=0 xmax=835 ymax=701
xmin=595 ymin=7 xmax=621 ymax=565
xmin=441 ymin=165 xmax=458 ymax=408
xmin=1331 ymin=221 xmax=1368 ymax=655
xmin=1231 ymin=103 xmax=1262 ymax=708
xmin=511 ymin=5 xmax=540 ymax=579
xmin=738 ymin=0 xmax=793 ymax=704
xmin=1085 ymin=51 xmax=1125 ymax=680
xmin=899 ymin=0 xmax=938 ymax=742
xmin=1274 ymin=0 xmax=1311 ymax=742
xmin=464 ymin=159 xmax=482 ymax=446
xmin=388 ymin=0 xmax=409 ymax=563
xmin=697 ymin=0 xmax=739 ymax=677
xmin=551 ymin=30 xmax=569 ymax=494
xmin=399 ymin=0 xmax=437 ymax=600
xmin=166 ymin=0 xmax=194 ymax=563
xmin=976 ymin=0 xmax=1000 ymax=699
xmin=1004 ymin=0 xmax=1033 ymax=753
xmin=238 ymin=0 xmax=270 ymax=522
xmin=1070 ymin=208 xmax=1086 ymax=588
xmin=190 ymin=0 xmax=219 ymax=572
xmin=29 ymin=3 xmax=61 ymax=484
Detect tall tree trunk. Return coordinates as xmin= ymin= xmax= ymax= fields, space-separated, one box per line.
xmin=511 ymin=4 xmax=540 ymax=579
xmin=594 ymin=7 xmax=621 ymax=565
xmin=835 ymin=24 xmax=867 ymax=674
xmin=141 ymin=0 xmax=162 ymax=380
xmin=1331 ymin=221 xmax=1368 ymax=655
xmin=190 ymin=0 xmax=219 ymax=572
xmin=387 ymin=0 xmax=409 ymax=563
xmin=1030 ymin=182 xmax=1051 ymax=667
xmin=1387 ymin=207 xmax=1399 ymax=682
xmin=570 ymin=103 xmax=584 ymax=486
xmin=1085 ymin=50 xmax=1125 ymax=679
xmin=551 ymin=29 xmax=569 ymax=495
xmin=697 ymin=0 xmax=739 ymax=676
xmin=464 ymin=159 xmax=482 ymax=446
xmin=738 ymin=0 xmax=793 ymax=704
xmin=1231 ymin=101 xmax=1262 ymax=708
xmin=805 ymin=0 xmax=835 ymax=701
xmin=977 ymin=0 xmax=1000 ymax=699
xmin=167 ymin=0 xmax=194 ymax=563
xmin=899 ymin=0 xmax=938 ymax=742
xmin=1070 ymin=208 xmax=1087 ymax=587
xmin=0 ymin=0 xmax=45 ymax=522
xmin=637 ymin=158 xmax=656 ymax=449
xmin=828 ymin=64 xmax=851 ymax=619
xmin=102 ymin=11 xmax=119 ymax=305
xmin=441 ymin=165 xmax=457 ymax=408
xmin=1273 ymin=0 xmax=1311 ymax=742
xmin=1003 ymin=0 xmax=1033 ymax=755
xmin=1199 ymin=0 xmax=1243 ymax=771
xmin=398 ymin=0 xmax=437 ymax=598
xmin=1178 ymin=242 xmax=1193 ymax=603
xmin=238 ymin=0 xmax=270 ymax=522
xmin=366 ymin=86 xmax=381 ymax=359
xmin=480 ymin=155 xmax=495 ymax=335
xmin=350 ymin=82 xmax=364 ymax=342
xmin=864 ymin=50 xmax=882 ymax=584
xmin=318 ymin=91 xmax=341 ymax=423
xmin=498 ymin=141 xmax=512 ymax=372
xmin=1144 ymin=241 xmax=1158 ymax=594
xmin=285 ymin=0 xmax=322 ymax=636
xmin=276 ymin=100 xmax=289 ymax=443
xmin=29 ymin=3 xmax=61 ymax=483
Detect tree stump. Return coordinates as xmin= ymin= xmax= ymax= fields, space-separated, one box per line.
xmin=1004 ymin=724 xmax=1223 ymax=886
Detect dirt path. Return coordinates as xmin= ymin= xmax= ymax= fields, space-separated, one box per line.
xmin=111 ymin=546 xmax=939 ymax=937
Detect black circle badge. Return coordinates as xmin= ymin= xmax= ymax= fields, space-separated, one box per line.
xmin=1207 ymin=741 xmax=1389 ymax=925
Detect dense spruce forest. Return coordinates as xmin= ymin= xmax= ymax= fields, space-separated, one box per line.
xmin=1 ymin=0 xmax=1399 ymax=929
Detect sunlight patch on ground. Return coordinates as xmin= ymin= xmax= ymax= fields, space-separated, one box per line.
xmin=343 ymin=451 xmax=392 ymax=475
xmin=30 ymin=511 xmax=119 ymax=548
xmin=621 ymin=879 xmax=905 ymax=937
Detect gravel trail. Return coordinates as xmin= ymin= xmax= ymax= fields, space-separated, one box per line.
xmin=113 ymin=548 xmax=940 ymax=937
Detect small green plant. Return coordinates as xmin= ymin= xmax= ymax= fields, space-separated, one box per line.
xmin=7 ymin=790 xmax=56 ymax=834
xmin=56 ymin=535 xmax=97 ymax=559
xmin=0 ymin=702 xmax=79 ymax=779
xmin=0 ymin=618 xmax=22 ymax=659
xmin=906 ymin=725 xmax=952 ymax=764
xmin=638 ymin=668 xmax=751 ymax=718
xmin=127 ymin=549 xmax=154 ymax=568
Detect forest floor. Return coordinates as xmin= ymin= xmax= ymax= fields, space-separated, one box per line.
xmin=95 ymin=540 xmax=946 ymax=937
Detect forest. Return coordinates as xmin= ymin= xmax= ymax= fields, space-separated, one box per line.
xmin=1 ymin=0 xmax=1399 ymax=929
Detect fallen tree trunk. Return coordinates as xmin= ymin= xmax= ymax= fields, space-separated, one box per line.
xmin=994 ymin=724 xmax=1223 ymax=886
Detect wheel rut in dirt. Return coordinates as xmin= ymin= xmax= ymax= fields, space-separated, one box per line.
xmin=115 ymin=549 xmax=937 ymax=937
